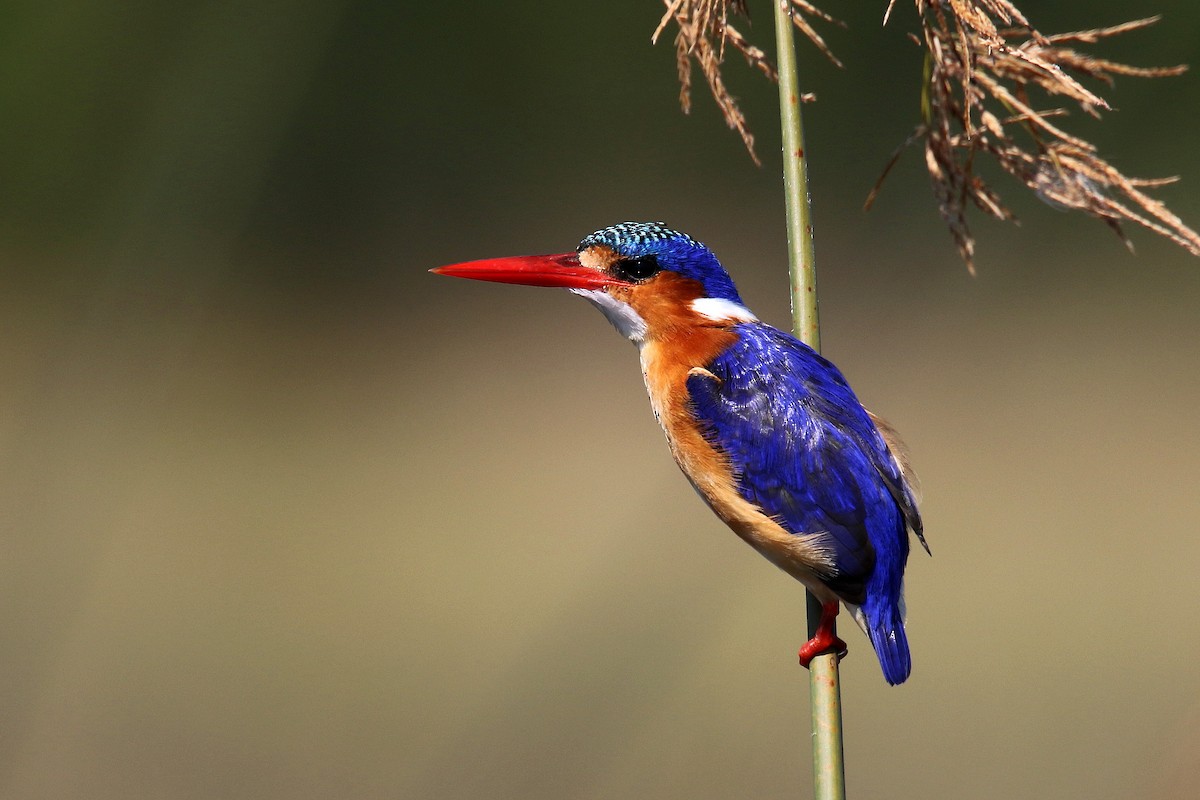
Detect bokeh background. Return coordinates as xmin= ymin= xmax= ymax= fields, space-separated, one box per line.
xmin=3 ymin=2 xmax=1199 ymax=798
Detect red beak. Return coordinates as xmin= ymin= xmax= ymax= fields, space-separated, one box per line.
xmin=430 ymin=252 xmax=625 ymax=290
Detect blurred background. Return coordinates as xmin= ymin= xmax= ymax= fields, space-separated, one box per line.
xmin=2 ymin=2 xmax=1199 ymax=798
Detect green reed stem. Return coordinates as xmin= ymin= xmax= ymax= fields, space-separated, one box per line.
xmin=773 ymin=3 xmax=845 ymax=799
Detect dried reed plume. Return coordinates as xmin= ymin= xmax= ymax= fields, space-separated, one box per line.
xmin=653 ymin=1 xmax=843 ymax=166
xmin=656 ymin=0 xmax=1200 ymax=271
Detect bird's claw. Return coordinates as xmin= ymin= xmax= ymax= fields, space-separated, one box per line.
xmin=798 ymin=599 xmax=847 ymax=668
xmin=798 ymin=635 xmax=848 ymax=669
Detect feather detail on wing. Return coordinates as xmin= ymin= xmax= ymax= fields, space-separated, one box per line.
xmin=685 ymin=323 xmax=922 ymax=605
xmin=867 ymin=411 xmax=929 ymax=555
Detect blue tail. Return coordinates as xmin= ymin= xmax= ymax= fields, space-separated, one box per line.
xmin=865 ymin=606 xmax=911 ymax=686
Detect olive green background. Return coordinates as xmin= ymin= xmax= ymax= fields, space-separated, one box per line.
xmin=2 ymin=2 xmax=1199 ymax=798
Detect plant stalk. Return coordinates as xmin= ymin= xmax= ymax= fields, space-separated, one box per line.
xmin=774 ymin=2 xmax=820 ymax=352
xmin=772 ymin=3 xmax=845 ymax=800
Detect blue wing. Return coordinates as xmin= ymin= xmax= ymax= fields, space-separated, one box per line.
xmin=686 ymin=323 xmax=923 ymax=683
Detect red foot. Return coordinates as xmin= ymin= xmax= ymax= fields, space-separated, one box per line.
xmin=798 ymin=601 xmax=848 ymax=668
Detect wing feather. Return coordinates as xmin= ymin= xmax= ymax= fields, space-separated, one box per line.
xmin=685 ymin=323 xmax=923 ymax=603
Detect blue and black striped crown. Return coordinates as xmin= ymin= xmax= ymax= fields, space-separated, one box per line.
xmin=578 ymin=222 xmax=742 ymax=303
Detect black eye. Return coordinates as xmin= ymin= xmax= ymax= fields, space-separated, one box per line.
xmin=613 ymin=255 xmax=661 ymax=282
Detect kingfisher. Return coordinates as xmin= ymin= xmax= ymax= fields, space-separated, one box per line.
xmin=432 ymin=222 xmax=929 ymax=685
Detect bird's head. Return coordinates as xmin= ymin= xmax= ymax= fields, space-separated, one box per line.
xmin=432 ymin=222 xmax=757 ymax=344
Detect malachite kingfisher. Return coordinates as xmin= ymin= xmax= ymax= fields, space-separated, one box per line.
xmin=432 ymin=222 xmax=929 ymax=685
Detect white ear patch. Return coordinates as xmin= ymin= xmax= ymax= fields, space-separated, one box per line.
xmin=690 ymin=297 xmax=758 ymax=323
xmin=570 ymin=288 xmax=648 ymax=343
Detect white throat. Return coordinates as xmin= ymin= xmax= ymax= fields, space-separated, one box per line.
xmin=570 ymin=289 xmax=648 ymax=343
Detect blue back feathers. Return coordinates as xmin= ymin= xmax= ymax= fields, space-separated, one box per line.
xmin=579 ymin=222 xmax=744 ymax=303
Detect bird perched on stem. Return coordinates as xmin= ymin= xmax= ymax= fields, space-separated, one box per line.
xmin=432 ymin=222 xmax=929 ymax=685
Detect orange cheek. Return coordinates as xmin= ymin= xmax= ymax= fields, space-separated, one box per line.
xmin=625 ymin=273 xmax=709 ymax=336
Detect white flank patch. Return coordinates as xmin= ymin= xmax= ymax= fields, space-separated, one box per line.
xmin=847 ymin=603 xmax=871 ymax=637
xmin=570 ymin=288 xmax=648 ymax=343
xmin=690 ymin=297 xmax=758 ymax=323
